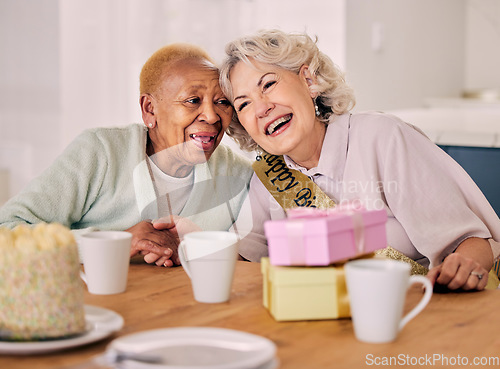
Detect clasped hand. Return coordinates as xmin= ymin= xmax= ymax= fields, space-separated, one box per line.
xmin=126 ymin=216 xmax=201 ymax=267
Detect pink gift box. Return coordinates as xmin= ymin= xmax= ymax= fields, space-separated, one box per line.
xmin=264 ymin=205 xmax=387 ymax=266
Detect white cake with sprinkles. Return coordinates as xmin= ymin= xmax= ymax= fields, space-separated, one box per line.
xmin=0 ymin=223 xmax=86 ymax=340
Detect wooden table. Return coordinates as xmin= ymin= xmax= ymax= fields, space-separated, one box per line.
xmin=2 ymin=261 xmax=500 ymax=369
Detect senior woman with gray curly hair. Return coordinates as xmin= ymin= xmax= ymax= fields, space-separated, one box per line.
xmin=220 ymin=29 xmax=500 ymax=291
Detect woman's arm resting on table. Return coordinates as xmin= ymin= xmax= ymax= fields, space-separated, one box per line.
xmin=427 ymin=237 xmax=493 ymax=291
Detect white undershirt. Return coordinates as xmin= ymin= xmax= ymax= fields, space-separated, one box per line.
xmin=147 ymin=157 xmax=194 ymax=218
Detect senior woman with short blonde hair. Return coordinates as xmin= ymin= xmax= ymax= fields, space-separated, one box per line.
xmin=0 ymin=43 xmax=253 ymax=267
xmin=220 ymin=29 xmax=500 ymax=291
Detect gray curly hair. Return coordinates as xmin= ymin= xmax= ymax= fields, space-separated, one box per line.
xmin=219 ymin=29 xmax=356 ymax=152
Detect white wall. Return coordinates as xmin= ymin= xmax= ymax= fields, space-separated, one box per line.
xmin=346 ymin=0 xmax=466 ymax=112
xmin=465 ymin=0 xmax=500 ymax=90
xmin=0 ymin=0 xmax=60 ymax=202
xmin=59 ymin=0 xmax=144 ymax=146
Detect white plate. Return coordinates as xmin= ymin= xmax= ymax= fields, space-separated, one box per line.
xmin=0 ymin=305 xmax=123 ymax=355
xmin=107 ymin=327 xmax=277 ymax=369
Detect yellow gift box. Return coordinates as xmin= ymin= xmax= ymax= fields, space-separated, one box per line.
xmin=261 ymin=257 xmax=350 ymax=321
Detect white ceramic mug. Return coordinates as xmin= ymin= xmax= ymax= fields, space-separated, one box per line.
xmin=80 ymin=231 xmax=132 ymax=295
xmin=345 ymin=258 xmax=433 ymax=343
xmin=179 ymin=231 xmax=239 ymax=303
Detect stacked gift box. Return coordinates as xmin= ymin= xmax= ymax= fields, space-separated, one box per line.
xmin=261 ymin=204 xmax=388 ymax=321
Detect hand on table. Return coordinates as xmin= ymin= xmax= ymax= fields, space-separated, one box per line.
xmin=427 ymin=253 xmax=489 ymax=291
xmin=125 ymin=220 xmax=179 ymax=267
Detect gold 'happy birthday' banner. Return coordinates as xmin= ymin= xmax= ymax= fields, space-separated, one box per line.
xmin=253 ymin=154 xmax=335 ymax=210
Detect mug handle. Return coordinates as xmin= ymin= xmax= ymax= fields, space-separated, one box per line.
xmin=178 ymin=241 xmax=192 ymax=279
xmin=399 ymin=275 xmax=433 ymax=330
xmin=80 ymin=270 xmax=88 ymax=285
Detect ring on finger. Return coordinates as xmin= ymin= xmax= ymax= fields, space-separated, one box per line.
xmin=470 ymin=271 xmax=484 ymax=280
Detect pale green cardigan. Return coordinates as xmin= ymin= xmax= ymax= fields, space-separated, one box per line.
xmin=0 ymin=124 xmax=253 ymax=233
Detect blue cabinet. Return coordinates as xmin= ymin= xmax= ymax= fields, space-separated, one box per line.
xmin=439 ymin=145 xmax=500 ymax=217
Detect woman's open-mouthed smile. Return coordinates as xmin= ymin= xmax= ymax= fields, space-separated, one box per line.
xmin=229 ymin=59 xmax=326 ymax=169
xmin=145 ymin=59 xmax=233 ymax=176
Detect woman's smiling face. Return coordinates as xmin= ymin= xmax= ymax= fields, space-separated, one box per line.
xmin=147 ymin=59 xmax=233 ymax=171
xmin=229 ymin=59 xmax=321 ymax=159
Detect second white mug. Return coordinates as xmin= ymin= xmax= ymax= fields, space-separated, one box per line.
xmin=80 ymin=231 xmax=132 ymax=295
xmin=345 ymin=258 xmax=433 ymax=343
xmin=179 ymin=231 xmax=239 ymax=303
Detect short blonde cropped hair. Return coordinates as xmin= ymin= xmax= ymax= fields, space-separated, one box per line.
xmin=219 ymin=29 xmax=356 ymax=152
xmin=140 ymin=43 xmax=215 ymax=95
